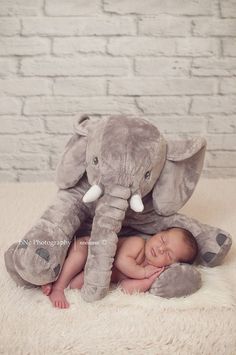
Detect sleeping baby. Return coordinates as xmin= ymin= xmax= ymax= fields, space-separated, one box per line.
xmin=42 ymin=227 xmax=198 ymax=308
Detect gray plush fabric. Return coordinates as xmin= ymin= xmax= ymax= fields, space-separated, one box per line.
xmin=149 ymin=263 xmax=202 ymax=298
xmin=4 ymin=115 xmax=232 ymax=302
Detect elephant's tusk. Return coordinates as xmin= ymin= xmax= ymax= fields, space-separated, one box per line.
xmin=82 ymin=184 xmax=103 ymax=203
xmin=130 ymin=194 xmax=144 ymax=212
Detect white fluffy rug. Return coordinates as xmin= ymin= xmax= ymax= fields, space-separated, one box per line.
xmin=0 ymin=179 xmax=236 ymax=355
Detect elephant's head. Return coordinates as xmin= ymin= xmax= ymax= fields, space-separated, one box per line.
xmin=56 ymin=114 xmax=206 ymax=216
xmin=56 ymin=114 xmax=206 ymax=301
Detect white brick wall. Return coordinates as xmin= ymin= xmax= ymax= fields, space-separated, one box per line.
xmin=0 ymin=0 xmax=236 ymax=181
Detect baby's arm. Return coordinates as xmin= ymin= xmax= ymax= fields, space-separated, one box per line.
xmin=114 ymin=237 xmax=159 ymax=279
xmin=119 ymin=269 xmax=164 ymax=294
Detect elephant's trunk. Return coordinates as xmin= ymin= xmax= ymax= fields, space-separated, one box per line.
xmin=83 ymin=184 xmax=144 ymax=212
xmin=81 ymin=184 xmax=131 ymax=302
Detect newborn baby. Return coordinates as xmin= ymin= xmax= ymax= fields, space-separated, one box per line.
xmin=42 ymin=227 xmax=198 ymax=308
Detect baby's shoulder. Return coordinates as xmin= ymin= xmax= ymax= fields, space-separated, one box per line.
xmin=116 ymin=236 xmax=145 ymax=259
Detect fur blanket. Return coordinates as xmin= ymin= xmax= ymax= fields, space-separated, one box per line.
xmin=0 ymin=178 xmax=235 ymax=354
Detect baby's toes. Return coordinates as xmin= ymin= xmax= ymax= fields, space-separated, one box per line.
xmin=64 ymin=300 xmax=69 ymax=308
xmin=55 ymin=300 xmax=60 ymax=308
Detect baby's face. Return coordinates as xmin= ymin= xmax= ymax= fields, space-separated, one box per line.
xmin=144 ymin=228 xmax=190 ymax=267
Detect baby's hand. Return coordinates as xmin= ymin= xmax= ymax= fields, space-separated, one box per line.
xmin=144 ymin=267 xmax=165 ymax=289
xmin=144 ymin=265 xmax=164 ymax=278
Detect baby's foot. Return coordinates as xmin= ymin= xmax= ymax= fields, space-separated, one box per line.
xmin=70 ymin=272 xmax=84 ymax=289
xmin=49 ymin=287 xmax=69 ymax=309
xmin=41 ymin=283 xmax=52 ymax=296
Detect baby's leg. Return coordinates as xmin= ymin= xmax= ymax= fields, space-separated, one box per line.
xmin=70 ymin=271 xmax=84 ymax=289
xmin=48 ymin=236 xmax=89 ymax=308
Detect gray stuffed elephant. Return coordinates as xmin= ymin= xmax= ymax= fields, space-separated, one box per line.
xmin=4 ymin=115 xmax=232 ymax=302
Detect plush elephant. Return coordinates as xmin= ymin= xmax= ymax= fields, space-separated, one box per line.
xmin=4 ymin=115 xmax=232 ymax=302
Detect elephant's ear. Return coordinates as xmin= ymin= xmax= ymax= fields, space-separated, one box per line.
xmin=152 ymin=137 xmax=207 ymax=216
xmin=55 ymin=114 xmax=90 ymax=189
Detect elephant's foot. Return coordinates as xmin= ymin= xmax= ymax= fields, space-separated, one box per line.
xmin=4 ymin=242 xmax=37 ymax=289
xmin=4 ymin=229 xmax=68 ymax=286
xmin=80 ymin=283 xmax=109 ymax=302
xmin=13 ymin=240 xmax=62 ymax=285
xmin=199 ymin=232 xmax=232 ymax=267
xmin=149 ymin=263 xmax=202 ymax=298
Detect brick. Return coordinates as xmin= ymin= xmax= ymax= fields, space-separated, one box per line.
xmin=22 ymin=16 xmax=136 ymax=36
xmin=0 ymin=18 xmax=20 ymax=36
xmin=147 ymin=116 xmax=206 ymax=134
xmin=192 ymin=58 xmax=236 ymax=76
xmin=54 ymin=78 xmax=106 ymax=96
xmin=206 ymin=151 xmax=236 ymax=167
xmin=0 ymin=154 xmax=48 ymax=169
xmin=108 ymin=37 xmax=217 ymax=56
xmin=139 ymin=16 xmax=191 ymax=36
xmin=0 ymin=0 xmax=43 ymax=16
xmin=104 ymin=0 xmax=212 ymax=15
xmin=223 ymin=38 xmax=236 ymax=56
xmin=50 ymin=154 xmax=61 ymax=169
xmin=0 ymin=58 xmax=17 ymax=75
xmin=0 ymin=171 xmax=17 ymax=182
xmin=0 ymin=37 xmax=50 ymax=56
xmin=205 ymin=134 xmax=236 ymax=150
xmin=108 ymin=37 xmax=176 ymax=56
xmin=44 ymin=116 xmax=74 ymax=134
xmin=45 ymin=115 xmax=101 ymax=133
xmin=0 ymin=136 xmax=18 ymax=153
xmin=175 ymin=38 xmax=217 ymax=56
xmin=24 ymin=97 xmax=138 ymax=115
xmin=192 ymin=18 xmax=236 ymax=36
xmin=19 ymin=135 xmax=68 ymax=154
xmin=191 ymin=96 xmax=236 ymax=114
xmin=221 ymin=0 xmax=236 ymax=18
xmin=0 ymin=78 xmax=52 ymax=96
xmin=137 ymin=97 xmax=190 ymax=114
xmin=202 ymin=167 xmax=236 ymax=177
xmin=53 ymin=38 xmax=106 ymax=55
xmin=109 ymin=78 xmax=217 ymax=95
xmin=0 ymin=98 xmax=21 ymax=114
xmin=18 ymin=170 xmax=55 ymax=182
xmin=45 ymin=0 xmax=101 ymax=16
xmin=135 ymin=57 xmax=190 ymax=76
xmin=0 ymin=116 xmax=44 ymax=133
xmin=21 ymin=56 xmax=131 ymax=76
xmin=207 ymin=116 xmax=236 ymax=133
xmin=220 ymin=79 xmax=236 ymax=94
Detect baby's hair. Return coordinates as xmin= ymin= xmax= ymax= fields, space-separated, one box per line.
xmin=165 ymin=227 xmax=198 ymax=264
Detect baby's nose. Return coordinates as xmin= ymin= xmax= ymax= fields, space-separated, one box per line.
xmin=159 ymin=246 xmax=165 ymax=254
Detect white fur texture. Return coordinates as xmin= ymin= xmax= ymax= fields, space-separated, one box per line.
xmin=0 ymin=179 xmax=236 ymax=354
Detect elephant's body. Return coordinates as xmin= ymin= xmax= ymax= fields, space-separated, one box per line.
xmin=4 ymin=115 xmax=232 ymax=301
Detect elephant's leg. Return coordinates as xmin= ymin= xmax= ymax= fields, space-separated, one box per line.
xmin=127 ymin=210 xmax=232 ymax=266
xmin=152 ymin=212 xmax=232 ymax=267
xmin=81 ymin=185 xmax=130 ymax=302
xmin=4 ymin=182 xmax=90 ymax=287
xmin=4 ymin=242 xmax=37 ymax=289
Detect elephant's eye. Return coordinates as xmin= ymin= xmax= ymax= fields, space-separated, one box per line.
xmin=145 ymin=171 xmax=151 ymax=180
xmin=92 ymin=157 xmax=99 ymax=165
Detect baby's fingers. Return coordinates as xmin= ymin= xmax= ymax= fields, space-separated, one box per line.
xmin=148 ymin=268 xmax=164 ymax=281
xmin=159 ymin=266 xmax=165 ymax=272
xmin=154 ymin=267 xmax=165 ymax=276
